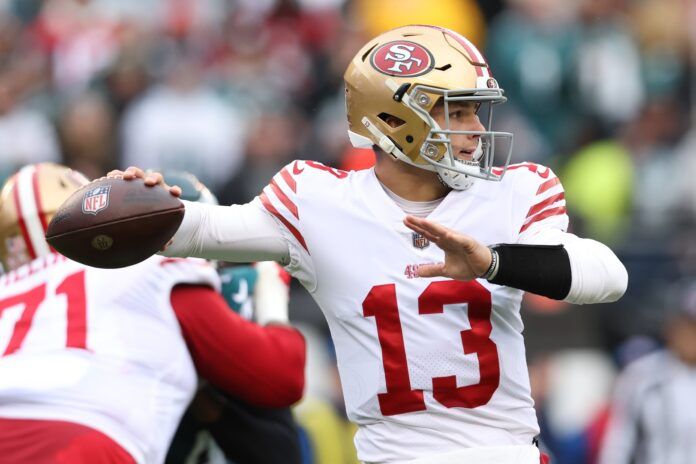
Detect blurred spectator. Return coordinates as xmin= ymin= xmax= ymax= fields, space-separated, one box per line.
xmin=628 ymin=0 xmax=691 ymax=97
xmin=0 ymin=68 xmax=60 ymax=183
xmin=207 ymin=1 xmax=331 ymax=114
xmin=34 ymin=0 xmax=122 ymax=92
xmin=575 ymin=0 xmax=645 ymax=127
xmin=531 ymin=350 xmax=616 ymax=464
xmin=120 ymin=51 xmax=248 ymax=193
xmin=92 ymin=33 xmax=153 ymax=118
xmin=623 ymin=97 xmax=688 ymax=235
xmin=563 ymin=96 xmax=688 ymax=243
xmin=486 ymin=0 xmax=582 ymax=158
xmin=219 ymin=108 xmax=309 ymax=204
xmin=58 ymin=92 xmax=117 ymax=179
xmin=598 ymin=281 xmax=696 ymax=464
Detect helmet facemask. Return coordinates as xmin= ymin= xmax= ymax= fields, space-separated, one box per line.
xmin=401 ymin=84 xmax=513 ymax=190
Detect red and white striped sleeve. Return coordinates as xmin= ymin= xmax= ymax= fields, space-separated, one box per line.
xmin=511 ymin=163 xmax=627 ymax=304
xmin=258 ymin=161 xmax=309 ymax=254
xmin=513 ymin=163 xmax=569 ymax=240
xmin=254 ymin=160 xmax=334 ymax=291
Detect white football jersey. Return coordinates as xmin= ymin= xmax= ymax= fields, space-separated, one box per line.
xmin=259 ymin=160 xmax=567 ymax=462
xmin=0 ymin=253 xmax=220 ymax=464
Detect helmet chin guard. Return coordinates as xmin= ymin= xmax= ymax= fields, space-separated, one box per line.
xmin=431 ymin=140 xmax=483 ymax=190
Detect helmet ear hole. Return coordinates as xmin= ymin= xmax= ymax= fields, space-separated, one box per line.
xmin=378 ymin=113 xmax=405 ymax=128
xmin=406 ymin=135 xmax=414 ymax=143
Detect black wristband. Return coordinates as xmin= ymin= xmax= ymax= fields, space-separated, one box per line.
xmin=488 ymin=244 xmax=571 ymax=300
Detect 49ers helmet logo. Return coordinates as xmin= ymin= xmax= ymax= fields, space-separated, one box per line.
xmin=371 ymin=41 xmax=434 ymax=77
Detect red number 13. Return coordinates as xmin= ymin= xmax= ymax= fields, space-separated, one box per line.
xmin=363 ymin=280 xmax=500 ymax=416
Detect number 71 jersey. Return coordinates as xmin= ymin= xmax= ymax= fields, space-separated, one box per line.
xmin=0 ymin=254 xmax=220 ymax=464
xmin=259 ymin=160 xmax=568 ymax=462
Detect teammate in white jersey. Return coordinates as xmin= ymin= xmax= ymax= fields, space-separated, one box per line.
xmin=110 ymin=25 xmax=627 ymax=464
xmin=0 ymin=163 xmax=306 ymax=464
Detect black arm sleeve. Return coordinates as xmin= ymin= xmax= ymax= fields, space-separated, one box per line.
xmin=488 ymin=244 xmax=571 ymax=300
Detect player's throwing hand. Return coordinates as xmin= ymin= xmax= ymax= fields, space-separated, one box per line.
xmin=107 ymin=166 xmax=182 ymax=197
xmin=404 ymin=215 xmax=493 ymax=281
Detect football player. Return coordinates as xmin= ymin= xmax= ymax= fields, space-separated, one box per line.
xmin=110 ymin=25 xmax=627 ymax=464
xmin=0 ymin=163 xmax=305 ymax=463
xmin=160 ymin=171 xmax=302 ymax=464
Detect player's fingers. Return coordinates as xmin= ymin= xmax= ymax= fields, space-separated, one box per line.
xmin=404 ymin=215 xmax=451 ymax=239
xmin=404 ymin=220 xmax=440 ymax=242
xmin=169 ymin=185 xmax=182 ymax=197
xmin=143 ymin=171 xmax=164 ymax=186
xmin=124 ymin=166 xmax=146 ymax=180
xmin=416 ymin=262 xmax=446 ymax=278
xmin=403 ymin=216 xmax=442 ymax=239
xmin=106 ymin=169 xmax=125 ymax=179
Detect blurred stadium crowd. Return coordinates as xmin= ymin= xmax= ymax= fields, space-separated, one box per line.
xmin=0 ymin=0 xmax=694 ymax=463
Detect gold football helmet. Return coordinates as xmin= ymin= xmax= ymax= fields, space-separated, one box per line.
xmin=0 ymin=163 xmax=89 ymax=272
xmin=344 ymin=24 xmax=513 ymax=190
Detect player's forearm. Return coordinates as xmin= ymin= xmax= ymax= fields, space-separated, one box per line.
xmin=514 ymin=229 xmax=628 ymax=304
xmin=162 ymin=200 xmax=291 ymax=264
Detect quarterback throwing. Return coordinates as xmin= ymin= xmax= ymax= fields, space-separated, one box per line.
xmin=112 ymin=25 xmax=627 ymax=464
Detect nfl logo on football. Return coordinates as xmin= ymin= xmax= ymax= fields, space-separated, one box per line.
xmin=82 ymin=186 xmax=111 ymax=215
xmin=412 ymin=232 xmax=429 ymax=249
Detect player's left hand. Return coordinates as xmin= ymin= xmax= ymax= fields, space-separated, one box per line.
xmin=404 ymin=215 xmax=493 ymax=281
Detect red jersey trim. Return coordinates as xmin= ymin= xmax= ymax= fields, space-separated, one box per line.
xmin=494 ymin=163 xmax=552 ymax=178
xmin=526 ymin=192 xmax=565 ymax=218
xmin=259 ymin=192 xmax=309 ymax=253
xmin=537 ymin=177 xmax=561 ymax=195
xmin=520 ymin=206 xmax=567 ymax=233
xmin=280 ymin=167 xmax=297 ymax=193
xmin=269 ymin=179 xmax=299 ymax=219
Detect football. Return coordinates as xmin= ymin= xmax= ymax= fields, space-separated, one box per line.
xmin=45 ymin=177 xmax=184 ymax=268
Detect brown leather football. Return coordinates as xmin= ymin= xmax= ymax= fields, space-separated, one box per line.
xmin=45 ymin=177 xmax=184 ymax=268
